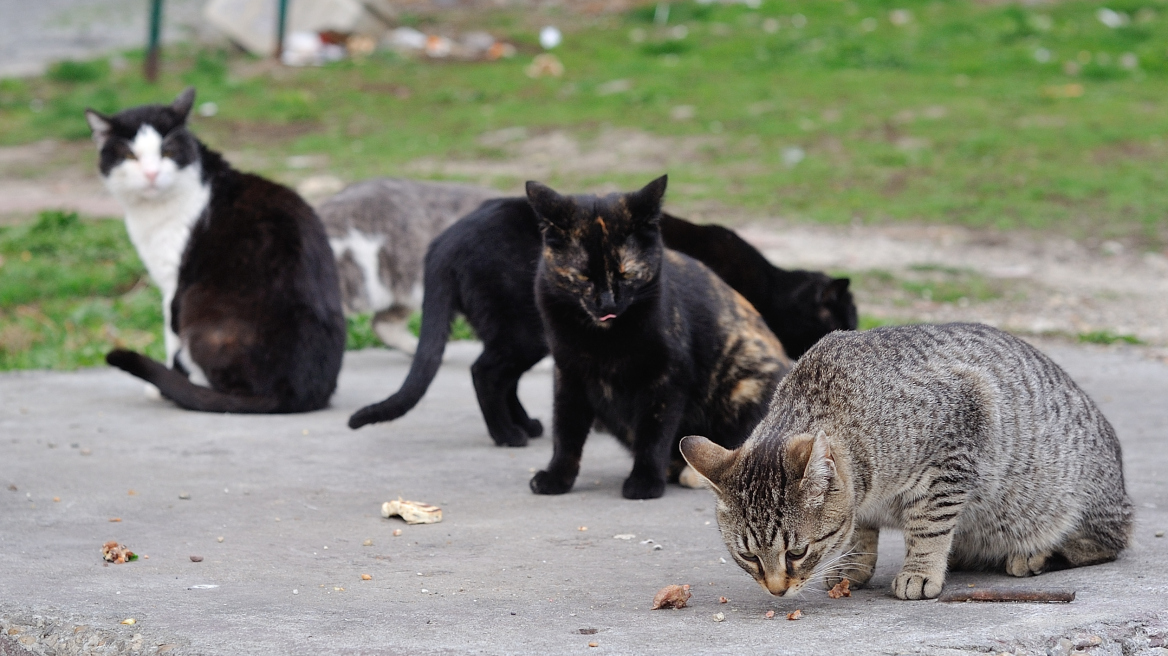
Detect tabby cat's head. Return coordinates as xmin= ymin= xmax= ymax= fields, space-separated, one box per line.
xmin=528 ymin=176 xmax=668 ymax=326
xmin=681 ymin=432 xmax=855 ymax=597
xmin=85 ymin=87 xmax=202 ymax=200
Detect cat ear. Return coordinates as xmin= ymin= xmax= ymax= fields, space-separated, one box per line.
xmin=526 ymin=180 xmax=574 ymax=230
xmin=85 ymin=109 xmax=111 ymax=146
xmin=626 ymin=174 xmax=668 ymax=222
xmin=680 ymin=435 xmax=737 ymax=493
xmin=821 ymin=278 xmax=850 ymax=304
xmin=172 ymin=87 xmax=197 ymax=121
xmin=794 ymin=430 xmax=836 ymax=506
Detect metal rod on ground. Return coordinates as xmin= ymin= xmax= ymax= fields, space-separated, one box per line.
xmin=145 ymin=0 xmax=164 ymax=82
xmin=274 ymin=0 xmax=290 ymax=62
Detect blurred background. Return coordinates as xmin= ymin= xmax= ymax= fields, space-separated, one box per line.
xmin=0 ymin=0 xmax=1165 ymax=370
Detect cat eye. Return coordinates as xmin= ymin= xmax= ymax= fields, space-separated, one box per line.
xmin=786 ymin=545 xmax=807 ymax=560
xmin=739 ymin=553 xmax=760 ymax=566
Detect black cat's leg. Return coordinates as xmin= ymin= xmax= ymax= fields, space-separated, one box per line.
xmin=506 ymin=379 xmax=543 ymax=438
xmin=622 ymin=395 xmax=686 ymax=500
xmin=531 ymin=368 xmax=593 ymax=495
xmin=506 ymin=346 xmax=549 ymax=438
xmin=470 ymin=347 xmax=532 ymax=447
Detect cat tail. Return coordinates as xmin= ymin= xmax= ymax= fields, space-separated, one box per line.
xmin=347 ymin=264 xmax=455 ymax=430
xmin=106 ymin=349 xmax=281 ymax=414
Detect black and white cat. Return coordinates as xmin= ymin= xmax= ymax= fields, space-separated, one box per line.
xmin=87 ymin=88 xmax=346 ymax=413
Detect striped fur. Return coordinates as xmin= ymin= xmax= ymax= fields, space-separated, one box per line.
xmin=681 ymin=323 xmax=1133 ymax=600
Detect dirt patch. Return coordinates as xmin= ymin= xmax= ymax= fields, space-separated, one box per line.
xmin=0 ymin=140 xmax=119 ymax=223
xmin=737 ymin=221 xmax=1168 ymax=348
xmin=407 ymin=128 xmax=724 ymax=184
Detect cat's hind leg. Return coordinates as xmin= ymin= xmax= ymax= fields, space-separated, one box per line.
xmin=372 ymin=308 xmax=418 ymax=355
xmin=471 ymin=347 xmax=534 ymax=447
xmin=824 ymin=526 xmax=879 ymax=590
xmin=505 ymin=346 xmax=549 ymax=438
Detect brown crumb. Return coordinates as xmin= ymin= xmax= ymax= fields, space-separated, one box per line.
xmin=577 ymin=526 xmax=588 ymax=532
xmin=651 ymin=584 xmax=692 ymax=610
xmin=719 ymin=596 xmax=728 ymax=604
xmin=101 ymin=541 xmax=136 ymax=564
xmin=588 ymin=642 xmax=598 ymax=648
xmin=786 ymin=609 xmax=802 ymax=621
xmin=828 ymin=579 xmax=851 ymax=599
xmin=392 ymin=529 xmax=402 ymax=537
xmin=53 ymin=497 xmax=60 ymax=502
xmin=108 ymin=518 xmax=122 ymax=522
xmin=189 ymin=555 xmax=203 ymax=562
xmin=765 ymin=610 xmax=775 ymax=619
xmin=361 ymin=574 xmax=372 ymax=581
xmin=127 ymin=490 xmax=137 ymax=496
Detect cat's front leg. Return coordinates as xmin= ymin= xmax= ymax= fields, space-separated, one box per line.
xmin=893 ymin=471 xmax=971 ymax=600
xmin=622 ymin=394 xmax=686 ymax=500
xmin=530 ymin=368 xmax=594 ymax=495
xmin=824 ymin=526 xmax=879 ymax=590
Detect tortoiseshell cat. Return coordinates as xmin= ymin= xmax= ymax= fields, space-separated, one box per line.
xmin=528 ymin=176 xmax=792 ymax=499
xmin=682 ymin=323 xmax=1132 ymax=600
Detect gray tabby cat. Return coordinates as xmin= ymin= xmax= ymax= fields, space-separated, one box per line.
xmin=317 ymin=178 xmax=499 ymax=353
xmin=681 ymin=323 xmax=1132 ymax=600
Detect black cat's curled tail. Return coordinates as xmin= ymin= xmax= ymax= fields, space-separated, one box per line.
xmin=348 ymin=258 xmax=456 ymax=430
xmin=106 ymin=349 xmax=281 ymax=413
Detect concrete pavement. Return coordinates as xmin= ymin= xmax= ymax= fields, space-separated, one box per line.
xmin=1 ymin=340 xmax=1166 ymax=655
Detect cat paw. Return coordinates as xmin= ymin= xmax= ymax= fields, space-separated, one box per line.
xmin=530 ymin=470 xmax=574 ymax=495
xmin=1006 ymin=552 xmax=1049 ymax=577
xmin=892 ymin=571 xmax=944 ymax=600
xmin=523 ymin=418 xmax=544 ymax=438
xmin=622 ymin=475 xmax=666 ymax=500
xmin=491 ymin=431 xmax=529 ymax=448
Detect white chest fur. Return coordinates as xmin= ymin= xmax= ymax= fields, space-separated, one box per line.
xmin=103 ymin=130 xmax=210 ymax=365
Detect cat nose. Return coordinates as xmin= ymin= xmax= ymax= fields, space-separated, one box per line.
xmin=143 ymin=170 xmax=159 ymax=183
xmin=597 ymin=289 xmax=616 ymax=313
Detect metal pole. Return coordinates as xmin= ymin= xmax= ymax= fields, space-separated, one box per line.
xmin=145 ymin=0 xmax=164 ymax=82
xmin=274 ymin=0 xmax=290 ymax=61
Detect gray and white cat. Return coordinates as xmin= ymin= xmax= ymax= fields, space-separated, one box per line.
xmin=681 ymin=323 xmax=1132 ymax=600
xmin=316 ymin=178 xmax=499 ymax=353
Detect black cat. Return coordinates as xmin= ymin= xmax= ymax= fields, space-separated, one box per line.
xmin=88 ymin=88 xmax=346 ymax=413
xmin=348 ymin=185 xmax=855 ymax=444
xmin=656 ymin=214 xmax=855 ymax=359
xmin=528 ymin=176 xmax=790 ymax=498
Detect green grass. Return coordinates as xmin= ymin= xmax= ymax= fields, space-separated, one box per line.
xmin=2 ymin=0 xmax=1168 ymax=244
xmin=1077 ymin=330 xmax=1144 ymax=345
xmin=0 ymin=211 xmax=163 ymax=369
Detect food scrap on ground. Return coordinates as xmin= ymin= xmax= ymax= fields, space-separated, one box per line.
xmin=101 ymin=541 xmax=136 ymax=564
xmin=765 ymin=610 xmax=775 ymax=619
xmin=120 ymin=618 xmax=135 ymax=625
xmin=787 ymin=609 xmax=803 ymax=621
xmin=828 ymin=579 xmax=851 ymax=599
xmin=651 ymin=584 xmax=692 ymax=610
xmin=381 ymin=497 xmax=442 ymax=524
xmin=189 ymin=555 xmax=203 ymax=563
xmin=719 ymin=596 xmax=729 ymax=604
xmin=108 ymin=518 xmax=121 ymax=523
xmin=362 ymin=539 xmax=373 ymax=546
xmin=392 ymin=529 xmax=403 ymax=536
xmin=361 ymin=574 xmax=372 ymax=581
xmin=713 ymin=612 xmax=725 ymax=622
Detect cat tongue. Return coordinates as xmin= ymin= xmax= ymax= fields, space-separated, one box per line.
xmin=599 ymin=314 xmax=617 ymax=322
